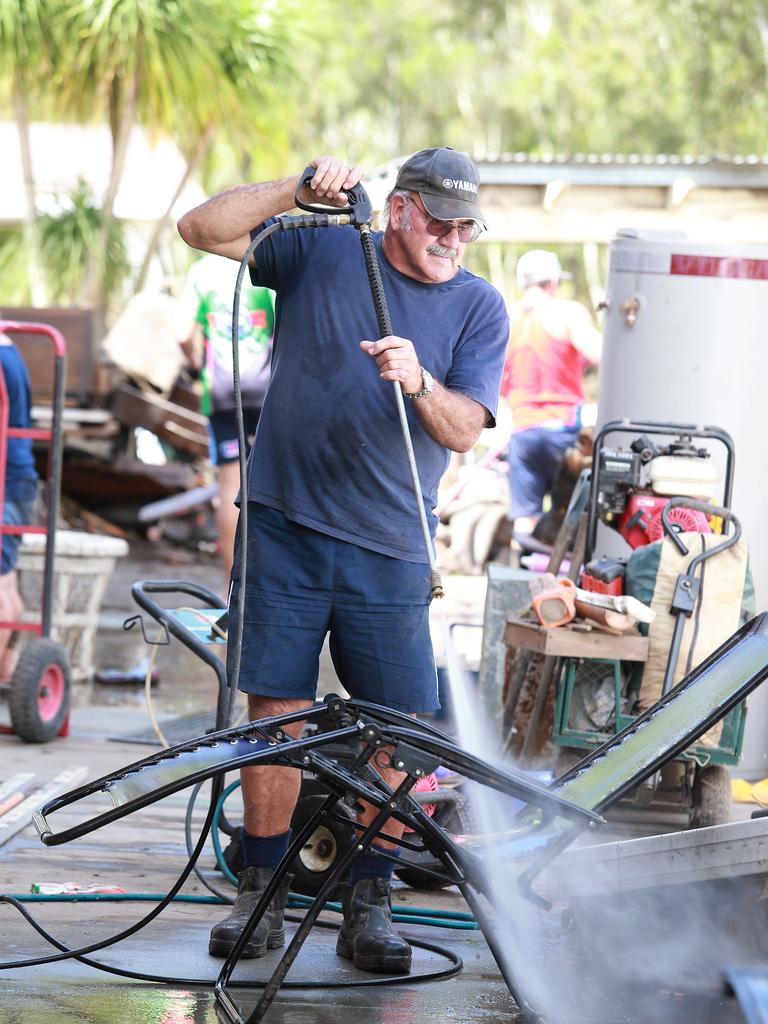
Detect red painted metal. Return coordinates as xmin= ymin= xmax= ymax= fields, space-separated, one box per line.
xmin=35 ymin=662 xmax=66 ymax=722
xmin=670 ymin=253 xmax=768 ymax=280
xmin=0 ymin=321 xmax=68 ymax=738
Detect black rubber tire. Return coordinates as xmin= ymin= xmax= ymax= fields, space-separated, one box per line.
xmin=689 ymin=764 xmax=732 ymax=829
xmin=8 ymin=639 xmax=72 ymax=743
xmin=394 ymin=852 xmax=452 ymax=891
xmin=221 ymin=825 xmax=244 ymax=877
xmin=288 ymin=793 xmax=356 ymax=896
xmin=217 ymin=777 xmax=358 ymax=887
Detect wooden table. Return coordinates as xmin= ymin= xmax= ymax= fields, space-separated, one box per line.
xmin=502 ymin=617 xmax=649 ymax=765
xmin=503 ymin=616 xmax=649 ymax=662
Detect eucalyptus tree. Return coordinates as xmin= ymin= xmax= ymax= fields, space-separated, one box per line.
xmin=653 ymin=0 xmax=768 ymax=154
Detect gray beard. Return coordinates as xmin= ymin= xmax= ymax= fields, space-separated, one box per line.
xmin=427 ymin=242 xmax=458 ymax=259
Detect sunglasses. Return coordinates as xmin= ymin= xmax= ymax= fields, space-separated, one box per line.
xmin=407 ymin=197 xmax=483 ymax=244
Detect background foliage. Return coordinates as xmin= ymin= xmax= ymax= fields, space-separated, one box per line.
xmin=2 ymin=0 xmax=768 ymax=320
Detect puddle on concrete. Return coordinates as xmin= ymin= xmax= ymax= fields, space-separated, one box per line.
xmin=2 ymin=975 xmax=745 ymax=1024
xmin=2 ymin=982 xmax=219 ymax=1023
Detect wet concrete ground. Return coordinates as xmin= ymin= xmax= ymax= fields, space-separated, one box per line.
xmin=0 ymin=540 xmax=758 ymax=1023
xmin=1 ymin=541 xmax=522 ymax=1024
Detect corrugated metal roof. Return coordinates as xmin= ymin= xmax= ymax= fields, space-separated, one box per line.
xmin=486 ymin=152 xmax=768 ymax=165
xmin=367 ymin=152 xmax=768 ymax=197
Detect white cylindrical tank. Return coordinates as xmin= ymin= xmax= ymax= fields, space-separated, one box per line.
xmin=597 ymin=228 xmax=768 ymax=777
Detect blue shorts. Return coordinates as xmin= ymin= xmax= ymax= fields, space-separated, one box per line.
xmin=208 ymin=408 xmax=261 ymax=466
xmin=227 ymin=504 xmax=439 ymax=713
xmin=2 ymin=481 xmax=37 ymax=575
xmin=507 ymin=425 xmax=579 ymax=519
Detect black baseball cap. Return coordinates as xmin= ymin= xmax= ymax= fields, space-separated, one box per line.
xmin=394 ymin=147 xmax=486 ymax=227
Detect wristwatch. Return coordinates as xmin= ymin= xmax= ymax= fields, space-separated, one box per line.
xmin=405 ymin=367 xmax=434 ymax=399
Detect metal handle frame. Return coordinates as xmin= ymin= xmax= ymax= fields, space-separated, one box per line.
xmin=659 ymin=498 xmax=742 ymax=696
xmin=585 ymin=419 xmax=736 ymax=562
xmin=130 ymin=580 xmax=228 ymax=725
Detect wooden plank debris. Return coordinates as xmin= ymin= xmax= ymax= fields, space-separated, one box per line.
xmin=110 ymin=383 xmax=209 ymax=459
xmin=0 ymin=766 xmax=89 ymax=846
xmin=0 ymin=773 xmax=36 ymax=803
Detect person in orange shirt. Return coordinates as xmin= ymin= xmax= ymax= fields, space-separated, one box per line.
xmin=504 ymin=250 xmax=601 ymax=542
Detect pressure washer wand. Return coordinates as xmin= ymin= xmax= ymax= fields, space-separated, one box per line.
xmin=287 ymin=170 xmax=444 ymax=598
xmin=357 ymin=225 xmax=443 ymax=598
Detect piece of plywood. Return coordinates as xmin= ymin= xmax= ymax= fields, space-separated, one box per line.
xmin=477 ymin=564 xmax=536 ymax=726
xmin=1 ymin=307 xmax=97 ymax=403
xmin=503 ymin=616 xmax=649 ymax=662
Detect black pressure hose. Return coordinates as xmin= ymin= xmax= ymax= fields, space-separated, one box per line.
xmin=357 ymin=226 xmax=443 ymax=597
xmin=0 ymin=773 xmax=223 ymax=971
xmin=225 ymin=219 xmax=280 ymax=707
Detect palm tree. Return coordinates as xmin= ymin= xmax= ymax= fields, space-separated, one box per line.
xmin=0 ymin=0 xmax=59 ymax=304
xmin=37 ymin=178 xmax=130 ymax=307
xmin=133 ymin=0 xmax=301 ymax=291
xmin=57 ymin=0 xmax=300 ymax=341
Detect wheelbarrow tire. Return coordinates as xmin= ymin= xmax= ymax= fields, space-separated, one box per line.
xmin=690 ymin=764 xmax=732 ymax=829
xmin=8 ymin=639 xmax=72 ymax=743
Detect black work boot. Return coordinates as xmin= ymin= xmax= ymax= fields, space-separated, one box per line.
xmin=209 ymin=867 xmax=290 ymax=958
xmin=336 ymin=878 xmax=412 ymax=973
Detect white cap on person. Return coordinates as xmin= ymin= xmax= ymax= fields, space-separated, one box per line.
xmin=516 ymin=249 xmax=572 ymax=289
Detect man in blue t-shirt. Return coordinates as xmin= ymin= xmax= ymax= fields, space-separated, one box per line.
xmin=178 ymin=149 xmax=509 ymax=973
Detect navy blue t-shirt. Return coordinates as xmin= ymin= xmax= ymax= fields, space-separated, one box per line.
xmin=0 ymin=344 xmax=37 ymax=501
xmin=247 ymin=223 xmax=509 ymax=562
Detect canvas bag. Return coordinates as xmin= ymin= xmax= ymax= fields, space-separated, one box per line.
xmin=626 ymin=531 xmax=751 ymax=746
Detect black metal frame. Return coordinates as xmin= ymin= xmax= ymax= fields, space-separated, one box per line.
xmin=127 ymin=580 xmax=228 ymax=724
xmin=31 ymin=614 xmax=768 ymax=1024
xmin=585 ymin=419 xmax=735 ymax=562
xmin=33 ymin=694 xmax=600 ymax=1022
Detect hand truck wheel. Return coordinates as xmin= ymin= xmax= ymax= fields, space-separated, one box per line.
xmin=8 ymin=638 xmax=72 ymax=743
xmin=218 ymin=790 xmax=357 ymax=897
xmin=288 ymin=792 xmax=356 ymax=897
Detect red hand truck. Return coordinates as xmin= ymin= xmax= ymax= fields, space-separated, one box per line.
xmin=0 ymin=320 xmax=72 ymax=742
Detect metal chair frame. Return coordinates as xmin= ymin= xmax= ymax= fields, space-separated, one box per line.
xmin=33 ymin=614 xmax=768 ymax=1024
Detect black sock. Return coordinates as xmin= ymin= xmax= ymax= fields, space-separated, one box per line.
xmin=240 ymin=828 xmax=291 ymax=870
xmin=348 ymin=844 xmax=400 ymax=885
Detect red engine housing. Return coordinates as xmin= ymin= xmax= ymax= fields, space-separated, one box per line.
xmin=617 ymin=493 xmax=712 ymax=548
xmin=580 ymin=557 xmax=625 ymax=596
